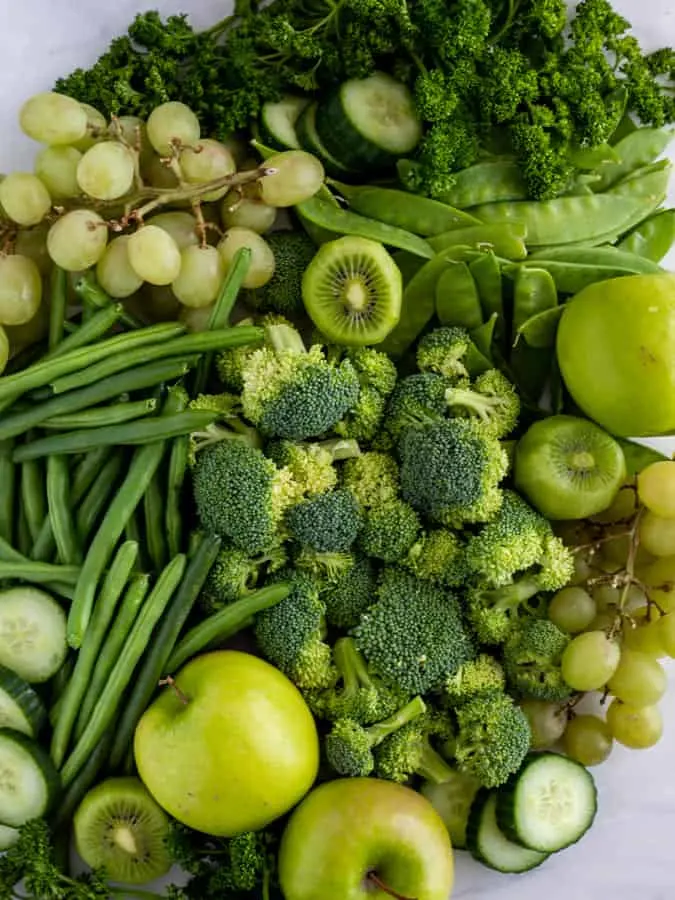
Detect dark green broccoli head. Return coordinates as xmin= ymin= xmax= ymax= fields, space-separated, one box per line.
xmin=341 ymin=452 xmax=400 ymax=509
xmin=503 ymin=619 xmax=572 ymax=702
xmin=359 ymin=499 xmax=421 ymax=563
xmin=334 ymin=385 xmax=386 ymax=441
xmin=403 ymin=529 xmax=467 ymax=587
xmin=286 ymin=488 xmax=362 ymax=553
xmin=416 ymin=327 xmax=473 ymax=381
xmin=353 ymin=568 xmax=475 ymax=695
xmin=250 ymin=231 xmax=317 ymax=316
xmin=322 ymin=553 xmax=377 ymax=630
xmin=444 ymin=654 xmax=506 ymax=707
xmin=385 ymin=373 xmax=455 ymax=440
xmin=444 ymin=368 xmax=520 ymax=439
xmin=375 ymin=711 xmax=456 ymax=785
xmin=346 ymin=347 xmax=398 ymax=396
xmin=200 ymin=544 xmax=287 ymax=612
xmin=466 ymin=577 xmax=550 ymax=646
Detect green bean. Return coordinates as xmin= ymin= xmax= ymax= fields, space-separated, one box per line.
xmin=333 ymin=182 xmax=480 ymax=236
xmin=435 ymin=263 xmax=483 ymax=330
xmin=515 ymin=305 xmax=565 ymax=349
xmin=469 ymin=252 xmax=503 ymax=328
xmin=47 ymin=457 xmax=81 ymax=566
xmin=144 ymin=472 xmax=167 ymax=571
xmin=165 ymin=391 xmax=189 ymax=558
xmin=0 ymin=441 xmax=15 ymax=544
xmin=618 ymin=209 xmax=675 ymax=263
xmin=67 ymin=441 xmax=167 ymax=649
xmin=108 ymin=534 xmax=222 ymax=770
xmin=29 ymin=518 xmax=56 ymax=563
xmin=43 ymin=305 xmax=124 ymax=361
xmin=0 ymin=560 xmax=80 ymax=585
xmin=52 ymin=732 xmax=113 ymax=828
xmin=167 ymin=581 xmax=291 ymax=673
xmin=16 ymin=506 xmax=31 ymax=557
xmin=51 ymin=541 xmax=139 ymax=767
xmin=71 ymin=447 xmax=114 ymax=506
xmin=50 ymin=327 xmax=263 ymax=395
xmin=512 ymin=268 xmax=558 ymax=339
xmin=0 ymin=322 xmax=186 ymax=405
xmin=0 ymin=358 xmax=193 ymax=441
xmin=20 ymin=457 xmax=46 ymax=544
xmin=593 ymin=127 xmax=674 ymax=192
xmin=14 ymin=410 xmax=218 ymax=462
xmin=42 ymin=399 xmax=158 ymax=430
xmin=471 ymin=313 xmax=498 ymax=364
xmin=296 ymin=195 xmax=434 ymax=259
xmin=74 ymin=271 xmax=140 ymax=328
xmin=429 ymin=223 xmax=528 ymax=260
xmin=75 ymin=453 xmax=124 ymax=544
xmin=0 ymin=535 xmax=24 ymax=563
xmin=434 ymin=159 xmax=528 ymax=209
xmin=124 ymin=508 xmax=145 ymax=568
xmin=62 ymin=555 xmax=186 ymax=787
xmin=48 ymin=267 xmax=68 ymax=351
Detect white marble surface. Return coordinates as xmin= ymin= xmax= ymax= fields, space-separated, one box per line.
xmin=1 ymin=2 xmax=675 ymax=898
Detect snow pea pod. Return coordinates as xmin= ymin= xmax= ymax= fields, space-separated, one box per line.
xmin=618 ymin=209 xmax=675 ymax=263
xmin=592 ymin=127 xmax=674 ymax=192
xmin=429 ymin=222 xmax=528 ymax=260
xmin=469 ymin=252 xmax=503 ymax=327
xmin=435 ymin=262 xmax=484 ymax=330
xmin=471 ymin=313 xmax=498 ymax=363
xmin=512 ymin=268 xmax=558 ymax=339
xmin=437 ymin=159 xmax=529 ymax=208
xmin=569 ymin=143 xmax=620 ymax=170
xmin=333 ymin=183 xmax=480 ymax=236
xmin=516 ymin=305 xmax=564 ymax=349
xmin=508 ymin=246 xmax=662 ymax=294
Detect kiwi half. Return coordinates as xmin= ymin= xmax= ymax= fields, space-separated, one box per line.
xmin=73 ymin=776 xmax=172 ymax=885
xmin=514 ymin=415 xmax=626 ymax=520
xmin=301 ymin=235 xmax=402 ymax=346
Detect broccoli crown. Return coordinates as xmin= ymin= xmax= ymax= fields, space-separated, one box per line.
xmin=241 ymin=324 xmax=360 ymax=440
xmin=346 ymin=347 xmax=398 ymax=396
xmin=200 ymin=544 xmax=287 ymax=611
xmin=358 ymin=499 xmax=421 ymax=563
xmin=444 ymin=654 xmax=506 ymax=707
xmin=187 ymin=392 xmax=262 ymax=463
xmin=286 ymin=488 xmax=362 ymax=553
xmin=254 ymin=570 xmax=335 ymax=691
xmin=266 ymin=439 xmax=338 ymax=497
xmin=453 ymin=692 xmax=532 ymax=788
xmin=385 ymin=373 xmax=454 ymax=440
xmin=216 ymin=318 xmax=257 ymax=391
xmin=398 ymin=418 xmax=508 ymax=528
xmin=416 ymin=327 xmax=473 ymax=381
xmin=503 ymin=619 xmax=572 ymax=702
xmin=322 ymin=553 xmax=377 ymax=630
xmin=353 ymin=568 xmax=475 ymax=695
xmin=251 ymin=231 xmax=317 ymax=316
xmin=334 ymin=384 xmax=386 ymax=441
xmin=466 ymin=577 xmax=550 ymax=646
xmin=193 ymin=441 xmax=299 ymax=554
xmin=444 ymin=369 xmax=520 ymax=439
xmin=375 ymin=711 xmax=456 ymax=785
xmin=341 ymin=452 xmax=400 ymax=509
xmin=403 ymin=529 xmax=467 ymax=587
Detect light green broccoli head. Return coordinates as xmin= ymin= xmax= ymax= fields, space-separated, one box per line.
xmin=359 ymin=499 xmax=421 ymax=563
xmin=403 ymin=529 xmax=467 ymax=587
xmin=444 ymin=654 xmax=506 ymax=707
xmin=444 ymin=368 xmax=520 ymax=439
xmin=347 ymin=347 xmax=398 ymax=396
xmin=341 ymin=452 xmax=400 ymax=509
xmin=503 ymin=619 xmax=572 ymax=702
xmin=416 ymin=326 xmax=473 ymax=381
xmin=334 ymin=385 xmax=386 ymax=441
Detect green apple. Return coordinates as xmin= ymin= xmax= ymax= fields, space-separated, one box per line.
xmin=134 ymin=650 xmax=319 ymax=836
xmin=278 ymin=777 xmax=454 ymax=900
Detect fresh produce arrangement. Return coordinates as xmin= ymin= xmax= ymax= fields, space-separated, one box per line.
xmin=0 ymin=0 xmax=674 ymax=898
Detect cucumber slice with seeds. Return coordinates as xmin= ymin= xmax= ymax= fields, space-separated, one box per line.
xmin=296 ymin=102 xmax=356 ymax=177
xmin=466 ymin=789 xmax=550 ymax=873
xmin=0 ymin=728 xmax=60 ymax=827
xmin=259 ymin=95 xmax=310 ymax=150
xmin=0 ymin=586 xmax=67 ymax=683
xmin=0 ymin=665 xmax=47 ymax=736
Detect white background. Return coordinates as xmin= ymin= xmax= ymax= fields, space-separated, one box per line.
xmin=1 ymin=2 xmax=675 ymax=898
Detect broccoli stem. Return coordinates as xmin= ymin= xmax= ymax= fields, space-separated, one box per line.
xmin=367 ymin=696 xmax=426 ymax=745
xmin=492 ymin=575 xmax=541 ymax=611
xmin=317 ymin=437 xmax=361 ymax=460
xmin=416 ymin=742 xmax=456 ymax=785
xmin=334 ymin=636 xmax=373 ymax=695
xmin=266 ymin=323 xmax=307 ymax=355
xmin=444 ymin=386 xmax=504 ymax=423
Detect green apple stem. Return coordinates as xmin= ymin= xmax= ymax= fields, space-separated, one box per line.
xmin=159 ymin=675 xmax=190 ymax=706
xmin=367 ymin=872 xmax=417 ymax=900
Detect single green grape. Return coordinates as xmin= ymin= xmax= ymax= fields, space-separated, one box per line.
xmin=563 ymin=715 xmax=613 ymax=766
xmin=607 ymin=648 xmax=667 ymax=707
xmin=520 ymin=700 xmax=568 ymax=750
xmin=561 ymin=631 xmax=621 ymax=692
xmin=638 ymin=461 xmax=675 ymax=519
xmin=549 ymin=586 xmax=597 ymax=633
xmin=606 ymin=699 xmax=663 ymax=749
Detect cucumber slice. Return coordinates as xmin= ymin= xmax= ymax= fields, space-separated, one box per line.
xmin=0 ymin=586 xmax=67 ymax=683
xmin=0 ymin=823 xmax=19 ymax=850
xmin=421 ymin=770 xmax=481 ymax=850
xmin=0 ymin=665 xmax=47 ymax=736
xmin=466 ymin=789 xmax=549 ymax=873
xmin=496 ymin=752 xmax=598 ymax=853
xmin=259 ymin=95 xmax=310 ymax=150
xmin=296 ymin=102 xmax=355 ymax=177
xmin=0 ymin=728 xmax=60 ymax=827
xmin=316 ymin=72 xmax=421 ymax=170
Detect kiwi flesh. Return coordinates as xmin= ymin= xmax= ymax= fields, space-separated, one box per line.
xmin=301 ymin=235 xmax=402 ymax=346
xmin=73 ymin=776 xmax=172 ymax=885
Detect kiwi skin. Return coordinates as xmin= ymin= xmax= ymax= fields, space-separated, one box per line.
xmin=73 ymin=776 xmax=172 ymax=885
xmin=514 ymin=414 xmax=627 ymax=520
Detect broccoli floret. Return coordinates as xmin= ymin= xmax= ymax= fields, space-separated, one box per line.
xmin=375 ymin=710 xmax=457 ymax=785
xmin=453 ymin=692 xmax=532 ymax=788
xmin=322 ymin=553 xmax=377 ymax=630
xmin=200 ymin=543 xmax=287 ymax=611
xmin=241 ymin=323 xmax=360 ymax=440
xmin=416 ymin=327 xmax=474 ymax=381
xmin=341 ymin=452 xmax=400 ymax=509
xmin=444 ymin=369 xmax=520 ymax=439
xmin=215 ymin=318 xmax=257 ymax=391
xmin=286 ymin=488 xmax=362 ymax=553
xmin=267 ymin=437 xmax=360 ymax=497
xmin=249 ymin=231 xmax=317 ymax=316
xmin=444 ymin=654 xmax=506 ymax=707
xmin=385 ymin=373 xmax=455 ymax=440
xmin=325 ymin=696 xmax=426 ymax=777
xmin=503 ymin=619 xmax=572 ymax=701
xmin=254 ymin=570 xmax=335 ymax=691
xmin=193 ymin=441 xmax=300 ymax=553
xmin=187 ymin=392 xmax=262 ymax=463
xmin=403 ymin=529 xmax=467 ymax=587
xmin=293 ymin=547 xmax=356 ymax=584
xmin=398 ymin=417 xmax=509 ymax=528
xmin=346 ymin=347 xmax=398 ymax=396
xmin=353 ymin=568 xmax=475 ymax=695
xmin=359 ymin=499 xmax=421 ymax=563
xmin=334 ymin=384 xmax=387 ymax=441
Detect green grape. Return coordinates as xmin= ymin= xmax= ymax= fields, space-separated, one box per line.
xmin=658 ymin=612 xmax=675 ymax=657
xmin=593 ymin=584 xmax=621 ymax=611
xmin=112 ymin=116 xmax=154 ymax=165
xmin=14 ymin=225 xmax=51 ymax=276
xmin=47 ymin=209 xmax=109 ymax=271
xmin=0 ymin=254 xmax=43 ymax=326
xmin=96 ymin=236 xmax=144 ymax=299
xmin=590 ymin=609 xmax=619 ymax=633
xmin=171 ymin=245 xmax=225 ymax=308
xmin=563 ymin=715 xmax=613 ymax=766
xmin=520 ymin=700 xmax=568 ymax=750
xmin=143 ymin=154 xmax=180 ymax=189
xmin=5 ymin=300 xmax=49 ymax=355
xmin=221 ymin=188 xmax=277 ymax=234
xmin=35 ymin=146 xmax=82 ymax=199
xmin=643 ymin=556 xmax=675 ymax=612
xmin=146 ymin=101 xmax=200 ymax=156
xmin=569 ymin=549 xmax=594 ymax=585
xmin=148 ymin=212 xmax=200 ymax=251
xmin=0 ymin=173 xmax=52 ymax=226
xmin=217 ymin=227 xmax=275 ymax=289
xmin=72 ymin=103 xmax=108 ymax=152
xmin=76 ymin=142 xmax=135 ymax=201
xmin=259 ymin=150 xmax=325 ymax=207
xmin=549 ymin=586 xmax=597 ymax=633
xmin=639 ymin=511 xmax=675 ymax=557
xmin=622 ymin=606 xmax=665 ymax=657
xmin=127 ymin=226 xmax=182 ymax=286
xmin=607 ymin=648 xmax=667 ymax=707
xmin=179 ymin=139 xmax=236 ymax=201
xmin=561 ymin=631 xmax=621 ymax=692
xmin=638 ymin=461 xmax=675 ymax=519
xmin=606 ymin=699 xmax=663 ymax=749
xmin=124 ymin=284 xmax=181 ymax=326
xmin=179 ymin=302 xmax=214 ymax=332
xmin=0 ymin=325 xmax=9 ymax=375
xmin=590 ymin=482 xmax=638 ymax=524
xmin=19 ymin=92 xmax=88 ymax=145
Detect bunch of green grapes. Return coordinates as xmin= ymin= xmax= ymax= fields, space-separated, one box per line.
xmin=0 ymin=91 xmax=326 ymax=366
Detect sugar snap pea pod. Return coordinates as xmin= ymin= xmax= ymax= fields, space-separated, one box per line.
xmin=433 ymin=159 xmax=528 ymax=209
xmin=392 ymin=251 xmax=425 ymax=287
xmin=512 ymin=268 xmax=558 ymax=339
xmin=0 ymin=441 xmax=15 ymax=544
xmin=610 ymin=113 xmax=638 ymax=146
xmin=429 ymin=223 xmax=528 ymax=260
xmin=469 ymin=252 xmax=503 ymax=328
xmin=471 ymin=314 xmax=499 ymax=364
xmin=332 ymin=182 xmax=480 ymax=236
xmin=516 ymin=305 xmax=564 ymax=349
xmin=297 ymin=184 xmax=342 ymax=246
xmin=618 ymin=209 xmax=675 ymax=263
xmin=568 ymin=143 xmax=620 ymax=170
xmin=504 ymin=255 xmax=660 ymax=295
xmin=435 ymin=262 xmax=483 ymax=330
xmin=509 ymin=341 xmax=552 ymax=406
xmin=592 ymin=127 xmax=674 ymax=191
